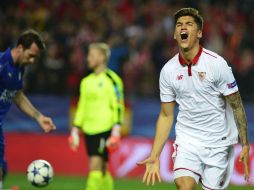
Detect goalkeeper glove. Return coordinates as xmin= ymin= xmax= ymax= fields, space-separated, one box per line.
xmin=68 ymin=127 xmax=80 ymax=151
xmin=107 ymin=124 xmax=121 ymax=153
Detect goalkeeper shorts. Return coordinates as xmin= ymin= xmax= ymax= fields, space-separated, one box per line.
xmin=84 ymin=130 xmax=111 ymax=161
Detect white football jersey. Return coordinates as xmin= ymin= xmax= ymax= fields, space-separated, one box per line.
xmin=160 ymin=47 xmax=238 ymax=147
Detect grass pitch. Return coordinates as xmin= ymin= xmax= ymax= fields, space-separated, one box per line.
xmin=4 ymin=173 xmax=253 ymax=190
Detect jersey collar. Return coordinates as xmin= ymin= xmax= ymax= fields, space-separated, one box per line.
xmin=179 ymin=46 xmax=203 ymax=66
xmin=5 ymin=48 xmax=15 ymax=66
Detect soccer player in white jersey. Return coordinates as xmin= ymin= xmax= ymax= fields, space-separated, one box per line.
xmin=138 ymin=8 xmax=249 ymax=190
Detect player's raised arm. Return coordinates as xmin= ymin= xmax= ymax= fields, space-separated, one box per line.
xmin=14 ymin=90 xmax=56 ymax=133
xmin=137 ymin=101 xmax=175 ymax=186
xmin=225 ymin=91 xmax=250 ymax=181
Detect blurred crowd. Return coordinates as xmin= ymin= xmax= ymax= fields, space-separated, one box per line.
xmin=0 ymin=0 xmax=254 ymax=101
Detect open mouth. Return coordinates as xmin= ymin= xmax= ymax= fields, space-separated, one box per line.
xmin=180 ymin=31 xmax=188 ymax=41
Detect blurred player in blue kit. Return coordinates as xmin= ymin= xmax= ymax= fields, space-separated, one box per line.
xmin=0 ymin=29 xmax=56 ymax=188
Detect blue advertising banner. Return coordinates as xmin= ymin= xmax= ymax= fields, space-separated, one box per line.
xmin=3 ymin=95 xmax=71 ymax=133
xmin=3 ymin=96 xmax=254 ymax=142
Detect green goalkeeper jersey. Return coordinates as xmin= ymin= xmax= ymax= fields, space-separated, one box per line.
xmin=73 ymin=69 xmax=124 ymax=135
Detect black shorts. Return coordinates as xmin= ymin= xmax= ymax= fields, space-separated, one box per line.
xmin=84 ymin=131 xmax=111 ymax=161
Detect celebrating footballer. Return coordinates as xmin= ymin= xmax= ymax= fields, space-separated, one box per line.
xmin=138 ymin=7 xmax=249 ymax=190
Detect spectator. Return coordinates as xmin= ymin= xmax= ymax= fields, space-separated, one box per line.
xmin=0 ymin=0 xmax=253 ymax=100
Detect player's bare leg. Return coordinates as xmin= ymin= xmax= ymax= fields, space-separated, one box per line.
xmin=175 ymin=176 xmax=197 ymax=190
xmin=89 ymin=156 xmax=104 ymax=171
xmin=86 ymin=156 xmax=104 ymax=190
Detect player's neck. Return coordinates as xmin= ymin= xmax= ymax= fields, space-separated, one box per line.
xmin=11 ymin=47 xmax=21 ymax=65
xmin=179 ymin=44 xmax=200 ymax=64
xmin=94 ymin=64 xmax=107 ymax=75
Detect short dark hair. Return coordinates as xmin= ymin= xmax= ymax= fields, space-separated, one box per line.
xmin=17 ymin=29 xmax=46 ymax=50
xmin=174 ymin=8 xmax=204 ymax=30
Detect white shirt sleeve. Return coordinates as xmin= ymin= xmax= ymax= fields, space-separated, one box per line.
xmin=216 ymin=58 xmax=238 ymax=96
xmin=159 ymin=66 xmax=175 ymax=102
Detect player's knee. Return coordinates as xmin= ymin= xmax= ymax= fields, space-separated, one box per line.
xmin=175 ymin=177 xmax=196 ymax=190
xmin=0 ymin=168 xmax=5 ymax=181
xmin=89 ymin=162 xmax=102 ymax=171
xmin=175 ymin=181 xmax=187 ymax=190
xmin=89 ymin=156 xmax=104 ymax=171
xmin=0 ymin=161 xmax=8 ymax=180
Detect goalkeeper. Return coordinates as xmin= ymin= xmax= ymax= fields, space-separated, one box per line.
xmin=68 ymin=42 xmax=124 ymax=190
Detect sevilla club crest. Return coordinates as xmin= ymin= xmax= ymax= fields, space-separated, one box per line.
xmin=198 ymin=72 xmax=206 ymax=81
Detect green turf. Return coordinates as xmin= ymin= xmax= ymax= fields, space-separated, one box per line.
xmin=3 ymin=173 xmax=254 ymax=190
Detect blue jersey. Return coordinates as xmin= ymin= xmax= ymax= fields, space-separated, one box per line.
xmin=0 ymin=48 xmax=24 ymax=123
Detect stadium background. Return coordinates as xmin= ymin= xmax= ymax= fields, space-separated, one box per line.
xmin=0 ymin=0 xmax=254 ymax=188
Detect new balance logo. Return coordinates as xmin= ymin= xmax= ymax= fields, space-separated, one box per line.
xmin=219 ymin=180 xmax=224 ymax=187
xmin=177 ymin=74 xmax=183 ymax=80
